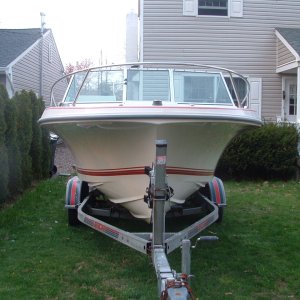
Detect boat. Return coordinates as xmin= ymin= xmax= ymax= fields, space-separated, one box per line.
xmin=39 ymin=62 xmax=261 ymax=223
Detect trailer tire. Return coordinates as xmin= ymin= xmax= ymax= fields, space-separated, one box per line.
xmin=65 ymin=177 xmax=89 ymax=226
xmin=68 ymin=209 xmax=80 ymax=226
xmin=216 ymin=206 xmax=224 ymax=223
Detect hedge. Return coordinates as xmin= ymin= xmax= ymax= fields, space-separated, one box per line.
xmin=14 ymin=91 xmax=33 ymax=189
xmin=0 ymin=85 xmax=9 ymax=203
xmin=4 ymin=93 xmax=22 ymax=194
xmin=215 ymin=123 xmax=299 ymax=180
xmin=0 ymin=85 xmax=51 ymax=203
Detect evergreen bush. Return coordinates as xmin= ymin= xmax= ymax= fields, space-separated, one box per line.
xmin=38 ymin=96 xmax=51 ymax=178
xmin=216 ymin=123 xmax=299 ymax=180
xmin=0 ymin=86 xmax=52 ymax=204
xmin=14 ymin=91 xmax=33 ymax=189
xmin=4 ymin=93 xmax=22 ymax=194
xmin=0 ymin=84 xmax=9 ymax=202
xmin=29 ymin=91 xmax=43 ymax=179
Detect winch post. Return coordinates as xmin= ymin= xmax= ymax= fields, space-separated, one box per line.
xmin=152 ymin=141 xmax=192 ymax=299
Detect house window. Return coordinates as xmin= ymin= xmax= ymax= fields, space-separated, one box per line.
xmin=183 ymin=0 xmax=243 ymax=18
xmin=198 ymin=0 xmax=228 ymax=16
xmin=289 ymin=85 xmax=297 ymax=115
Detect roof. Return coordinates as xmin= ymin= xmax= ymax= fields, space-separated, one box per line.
xmin=276 ymin=27 xmax=300 ymax=57
xmin=0 ymin=28 xmax=49 ymax=68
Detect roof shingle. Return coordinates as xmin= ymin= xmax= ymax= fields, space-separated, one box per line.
xmin=0 ymin=28 xmax=48 ymax=67
xmin=276 ymin=27 xmax=300 ymax=57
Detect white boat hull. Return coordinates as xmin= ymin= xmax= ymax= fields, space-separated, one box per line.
xmin=42 ymin=106 xmax=259 ymax=221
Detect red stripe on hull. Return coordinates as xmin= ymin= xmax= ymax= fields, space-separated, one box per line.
xmin=77 ymin=166 xmax=213 ymax=177
xmin=167 ymin=167 xmax=213 ymax=176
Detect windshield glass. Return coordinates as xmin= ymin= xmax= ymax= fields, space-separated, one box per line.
xmin=65 ymin=69 xmax=124 ymax=103
xmin=63 ymin=68 xmax=233 ymax=105
xmin=126 ymin=69 xmax=170 ymax=101
xmin=173 ymin=71 xmax=232 ymax=104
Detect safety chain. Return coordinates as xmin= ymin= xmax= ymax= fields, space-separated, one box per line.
xmin=160 ymin=274 xmax=196 ymax=300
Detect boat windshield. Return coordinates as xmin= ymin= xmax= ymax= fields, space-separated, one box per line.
xmin=126 ymin=69 xmax=170 ymax=101
xmin=62 ymin=66 xmax=235 ymax=105
xmin=65 ymin=69 xmax=124 ymax=103
xmin=173 ymin=71 xmax=232 ymax=104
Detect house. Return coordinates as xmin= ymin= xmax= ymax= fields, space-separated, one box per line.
xmin=0 ymin=28 xmax=66 ymax=106
xmin=137 ymin=0 xmax=300 ymax=123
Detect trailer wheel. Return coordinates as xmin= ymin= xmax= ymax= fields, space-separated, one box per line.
xmin=65 ymin=177 xmax=89 ymax=226
xmin=68 ymin=209 xmax=80 ymax=226
xmin=216 ymin=206 xmax=224 ymax=223
xmin=201 ymin=177 xmax=226 ymax=223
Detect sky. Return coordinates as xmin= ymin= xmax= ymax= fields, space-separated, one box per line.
xmin=0 ymin=0 xmax=138 ymax=66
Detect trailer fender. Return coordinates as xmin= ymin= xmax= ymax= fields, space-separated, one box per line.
xmin=65 ymin=176 xmax=88 ymax=209
xmin=208 ymin=177 xmax=226 ymax=207
xmin=206 ymin=177 xmax=226 ymax=223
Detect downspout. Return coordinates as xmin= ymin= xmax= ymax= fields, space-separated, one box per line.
xmin=297 ymin=64 xmax=300 ymax=124
xmin=39 ymin=12 xmax=46 ymax=98
xmin=138 ymin=0 xmax=144 ymax=62
xmin=39 ymin=34 xmax=44 ymax=97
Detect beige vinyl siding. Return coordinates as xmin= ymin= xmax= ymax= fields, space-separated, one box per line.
xmin=12 ymin=43 xmax=40 ymax=95
xmin=42 ymin=32 xmax=66 ymax=106
xmin=277 ymin=39 xmax=295 ymax=68
xmin=142 ymin=70 xmax=170 ymax=100
xmin=12 ymin=31 xmax=66 ymax=106
xmin=142 ymin=0 xmax=300 ymax=121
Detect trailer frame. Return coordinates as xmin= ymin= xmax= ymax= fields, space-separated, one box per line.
xmin=70 ymin=140 xmax=223 ymax=299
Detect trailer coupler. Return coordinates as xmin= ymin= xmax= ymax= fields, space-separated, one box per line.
xmin=154 ymin=247 xmax=196 ymax=300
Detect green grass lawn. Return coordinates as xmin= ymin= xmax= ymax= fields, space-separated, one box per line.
xmin=0 ymin=177 xmax=299 ymax=299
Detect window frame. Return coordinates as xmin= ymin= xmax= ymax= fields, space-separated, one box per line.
xmin=183 ymin=0 xmax=243 ymax=18
xmin=198 ymin=0 xmax=228 ymax=17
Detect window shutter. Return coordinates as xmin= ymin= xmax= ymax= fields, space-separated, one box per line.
xmin=248 ymin=78 xmax=262 ymax=118
xmin=230 ymin=0 xmax=243 ymax=18
xmin=183 ymin=0 xmax=197 ymax=16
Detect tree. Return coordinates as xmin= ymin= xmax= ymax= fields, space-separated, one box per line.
xmin=4 ymin=92 xmax=22 ymax=194
xmin=0 ymin=84 xmax=9 ymax=202
xmin=29 ymin=91 xmax=43 ymax=179
xmin=14 ymin=91 xmax=33 ymax=189
xmin=38 ymin=97 xmax=51 ymax=178
xmin=65 ymin=58 xmax=93 ymax=75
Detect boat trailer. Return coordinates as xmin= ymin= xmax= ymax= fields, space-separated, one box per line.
xmin=65 ymin=140 xmax=226 ymax=299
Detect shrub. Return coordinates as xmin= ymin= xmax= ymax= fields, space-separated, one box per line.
xmin=38 ymin=97 xmax=51 ymax=178
xmin=215 ymin=123 xmax=299 ymax=180
xmin=0 ymin=86 xmax=51 ymax=204
xmin=4 ymin=94 xmax=22 ymax=194
xmin=30 ymin=91 xmax=43 ymax=179
xmin=0 ymin=85 xmax=9 ymax=202
xmin=14 ymin=91 xmax=33 ymax=189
